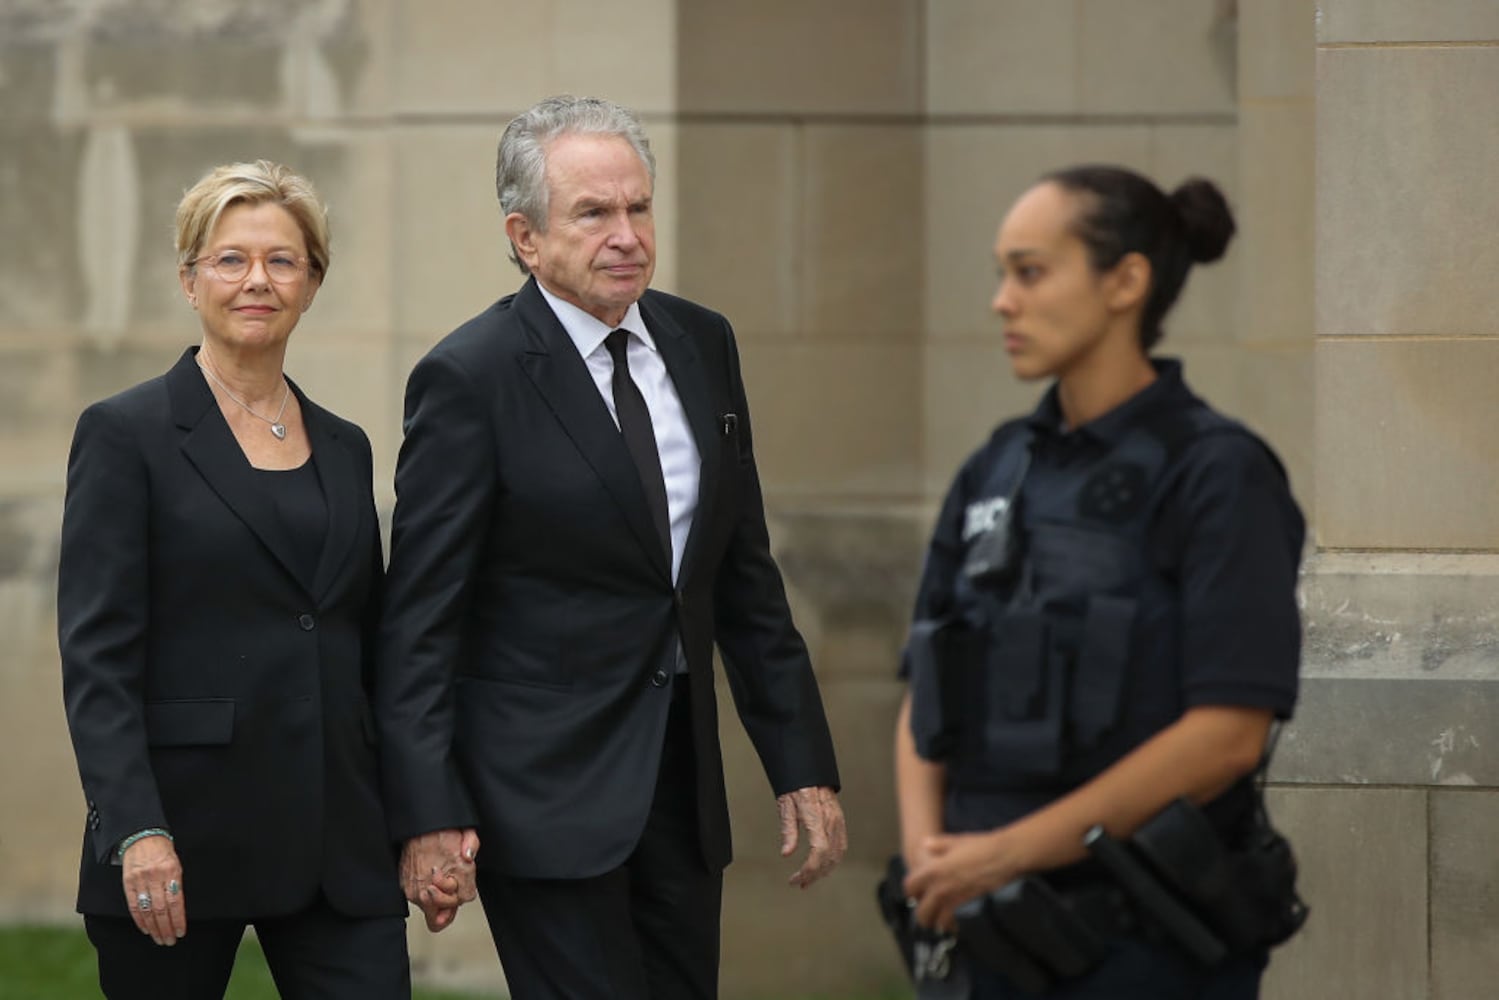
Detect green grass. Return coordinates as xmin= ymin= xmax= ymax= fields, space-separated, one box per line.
xmin=0 ymin=925 xmax=908 ymax=999
xmin=0 ymin=925 xmax=491 ymax=1000
xmin=0 ymin=927 xmax=101 ymax=1000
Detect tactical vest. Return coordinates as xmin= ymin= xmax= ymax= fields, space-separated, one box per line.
xmin=910 ymin=402 xmax=1271 ymax=797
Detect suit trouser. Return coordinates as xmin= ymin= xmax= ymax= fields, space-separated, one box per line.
xmin=478 ymin=676 xmax=723 ymax=1000
xmin=84 ymin=890 xmax=410 ymax=1000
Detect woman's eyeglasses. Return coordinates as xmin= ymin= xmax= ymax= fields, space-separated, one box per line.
xmin=189 ymin=250 xmax=310 ymax=284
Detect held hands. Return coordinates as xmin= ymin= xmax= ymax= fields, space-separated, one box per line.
xmin=776 ymin=786 xmax=848 ymax=888
xmin=902 ymin=829 xmax=1020 ymax=932
xmin=121 ymin=835 xmax=186 ymax=946
xmin=400 ymin=827 xmax=480 ymax=932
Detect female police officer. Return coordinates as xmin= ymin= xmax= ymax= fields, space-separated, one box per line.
xmin=894 ymin=165 xmax=1303 ymax=999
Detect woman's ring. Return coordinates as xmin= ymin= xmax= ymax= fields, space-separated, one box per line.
xmin=167 ymin=880 xmax=180 ymax=895
xmin=136 ymin=892 xmax=152 ymax=911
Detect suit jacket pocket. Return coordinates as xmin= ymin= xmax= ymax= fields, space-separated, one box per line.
xmin=724 ymin=420 xmax=750 ymax=465
xmin=144 ymin=699 xmax=235 ymax=747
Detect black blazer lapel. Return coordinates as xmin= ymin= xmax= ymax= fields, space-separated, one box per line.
xmin=640 ymin=296 xmax=721 ymax=584
xmin=301 ymin=389 xmax=360 ymax=603
xmin=512 ymin=280 xmax=672 ymax=581
xmin=168 ymin=349 xmax=312 ymax=599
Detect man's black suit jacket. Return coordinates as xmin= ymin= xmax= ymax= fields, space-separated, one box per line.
xmin=376 ymin=278 xmax=840 ymax=878
xmin=58 ymin=348 xmax=404 ymax=919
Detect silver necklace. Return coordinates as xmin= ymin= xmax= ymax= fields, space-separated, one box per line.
xmin=196 ymin=358 xmax=291 ymax=440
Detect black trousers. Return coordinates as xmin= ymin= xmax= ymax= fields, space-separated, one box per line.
xmin=84 ymin=891 xmax=410 ymax=1000
xmin=477 ymin=677 xmax=723 ymax=1000
xmin=970 ymin=937 xmax=1265 ymax=999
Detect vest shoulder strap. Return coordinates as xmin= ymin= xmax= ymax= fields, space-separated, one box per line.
xmin=1135 ymin=403 xmax=1289 ymax=488
xmin=972 ymin=420 xmax=1036 ymax=501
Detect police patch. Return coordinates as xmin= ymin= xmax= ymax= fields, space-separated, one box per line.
xmin=963 ymin=496 xmax=1008 ymax=541
xmin=1079 ymin=462 xmax=1149 ymax=523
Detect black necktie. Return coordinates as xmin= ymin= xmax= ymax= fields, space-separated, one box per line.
xmin=605 ymin=330 xmax=672 ymax=561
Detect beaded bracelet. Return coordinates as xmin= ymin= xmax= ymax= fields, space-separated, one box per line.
xmin=116 ymin=827 xmax=173 ymax=859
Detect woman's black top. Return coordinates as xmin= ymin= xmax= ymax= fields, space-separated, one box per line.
xmin=252 ymin=457 xmax=327 ymax=588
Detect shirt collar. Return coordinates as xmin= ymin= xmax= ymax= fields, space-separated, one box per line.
xmin=536 ymin=282 xmax=654 ymax=359
xmin=1024 ymin=358 xmax=1192 ymax=447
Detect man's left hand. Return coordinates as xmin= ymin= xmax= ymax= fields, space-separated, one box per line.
xmin=776 ymin=785 xmax=847 ymax=888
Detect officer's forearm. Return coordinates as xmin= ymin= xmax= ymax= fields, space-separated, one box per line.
xmin=994 ymin=705 xmax=1273 ymax=875
xmin=895 ymin=691 xmax=946 ymax=865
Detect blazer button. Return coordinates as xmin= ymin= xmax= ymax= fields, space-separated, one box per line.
xmin=298 ymin=613 xmax=316 ymax=631
xmin=651 ymin=668 xmax=669 ymax=688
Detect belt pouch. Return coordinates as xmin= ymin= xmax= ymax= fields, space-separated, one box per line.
xmin=1085 ymin=825 xmax=1227 ymax=966
xmin=1133 ymin=798 xmax=1295 ymax=952
xmin=1228 ymin=821 xmax=1309 ymax=948
xmin=1131 ymin=799 xmax=1231 ymax=898
xmin=875 ymin=854 xmax=918 ymax=977
xmin=986 ymin=877 xmax=1108 ymax=979
xmin=988 ymin=610 xmax=1047 ymax=718
xmin=1070 ymin=595 xmax=1134 ymax=745
xmin=875 ymin=856 xmax=973 ymax=998
xmin=908 ymin=620 xmax=971 ymax=760
xmin=954 ymin=894 xmax=1053 ymax=995
xmin=982 ymin=610 xmax=1064 ymax=776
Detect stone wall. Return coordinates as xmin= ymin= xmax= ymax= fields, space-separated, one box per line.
xmin=1259 ymin=5 xmax=1499 ymax=999
xmin=2 ymin=2 xmax=1492 ymax=998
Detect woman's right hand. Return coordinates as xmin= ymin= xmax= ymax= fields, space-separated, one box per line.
xmin=121 ymin=835 xmax=186 ymax=945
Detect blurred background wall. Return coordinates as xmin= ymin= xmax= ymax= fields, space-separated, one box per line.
xmin=1 ymin=1 xmax=1495 ymax=997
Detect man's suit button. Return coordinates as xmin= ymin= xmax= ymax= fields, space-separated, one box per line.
xmin=651 ymin=668 xmax=669 ymax=688
xmin=297 ymin=613 xmax=316 ymax=631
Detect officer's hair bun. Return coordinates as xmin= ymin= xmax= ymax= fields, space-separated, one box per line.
xmin=1169 ymin=178 xmax=1236 ymax=264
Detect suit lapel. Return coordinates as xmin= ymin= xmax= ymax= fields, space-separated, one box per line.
xmin=300 ymin=389 xmax=360 ymax=603
xmin=513 ymin=280 xmax=672 ymax=581
xmin=169 ymin=349 xmax=312 ymax=598
xmin=640 ymin=294 xmax=721 ymax=584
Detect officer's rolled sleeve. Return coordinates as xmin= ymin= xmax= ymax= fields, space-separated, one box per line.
xmin=1172 ymin=432 xmax=1304 ymax=717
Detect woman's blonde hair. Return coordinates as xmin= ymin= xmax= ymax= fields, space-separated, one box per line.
xmin=174 ymin=160 xmax=331 ymax=280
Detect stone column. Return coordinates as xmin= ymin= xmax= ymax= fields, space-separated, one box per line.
xmin=1265 ymin=5 xmax=1499 ymax=998
xmin=923 ymin=0 xmax=1242 ymax=490
xmin=671 ymin=3 xmax=926 ymax=994
xmin=1233 ymin=0 xmax=1315 ymax=502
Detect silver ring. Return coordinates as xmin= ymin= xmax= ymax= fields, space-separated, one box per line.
xmin=166 ymin=880 xmax=180 ymax=895
xmin=136 ymin=892 xmax=152 ymax=911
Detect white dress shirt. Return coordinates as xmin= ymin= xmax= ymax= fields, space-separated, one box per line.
xmin=538 ymin=284 xmax=701 ymax=585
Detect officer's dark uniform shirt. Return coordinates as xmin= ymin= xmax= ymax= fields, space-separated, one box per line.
xmin=904 ymin=360 xmax=1304 ymax=846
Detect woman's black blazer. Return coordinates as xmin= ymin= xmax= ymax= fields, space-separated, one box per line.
xmin=58 ymin=347 xmax=404 ymax=920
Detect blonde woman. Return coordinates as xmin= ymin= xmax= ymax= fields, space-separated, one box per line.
xmin=59 ymin=161 xmax=423 ymax=998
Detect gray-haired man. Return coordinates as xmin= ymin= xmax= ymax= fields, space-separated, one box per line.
xmin=375 ymin=95 xmax=847 ymax=999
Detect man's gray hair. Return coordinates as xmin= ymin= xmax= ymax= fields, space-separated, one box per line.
xmin=496 ymin=95 xmax=656 ymax=274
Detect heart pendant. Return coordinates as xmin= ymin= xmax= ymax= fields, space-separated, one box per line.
xmin=271 ymin=423 xmax=287 ymax=440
